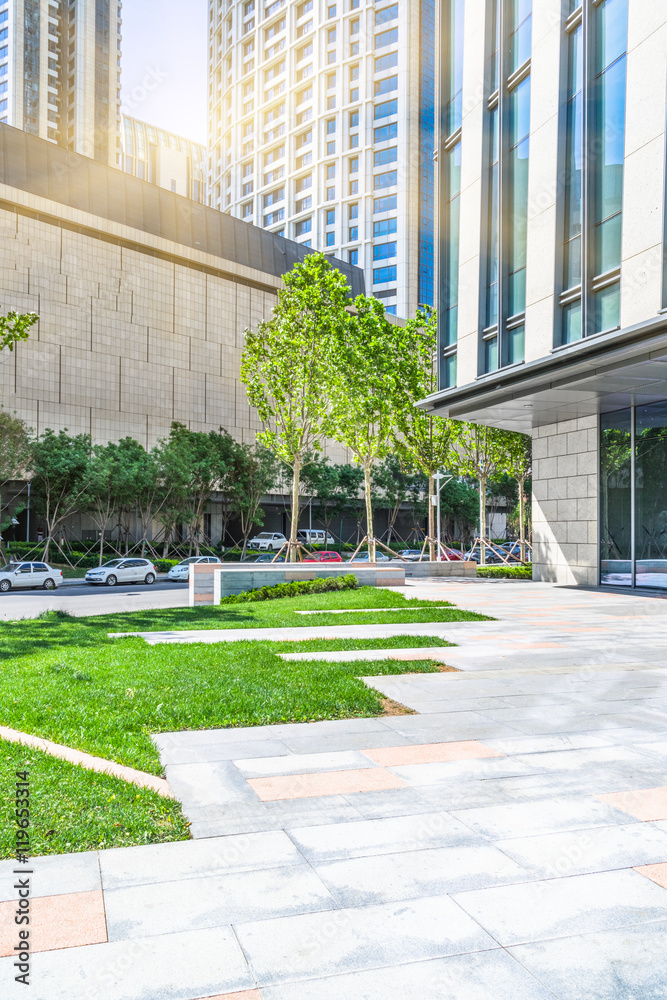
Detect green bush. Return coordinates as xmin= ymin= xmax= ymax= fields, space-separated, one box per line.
xmin=477 ymin=564 xmax=532 ymax=579
xmin=221 ymin=573 xmax=358 ymax=604
xmin=155 ymin=559 xmax=180 ymax=573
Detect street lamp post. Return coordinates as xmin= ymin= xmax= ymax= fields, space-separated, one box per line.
xmin=432 ymin=472 xmax=453 ymax=559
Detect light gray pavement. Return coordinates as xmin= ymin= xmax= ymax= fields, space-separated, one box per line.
xmin=2 ymin=579 xmax=667 ymax=999
xmin=0 ymin=581 xmax=189 ymax=620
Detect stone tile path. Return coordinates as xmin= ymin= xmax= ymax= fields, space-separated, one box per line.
xmin=2 ymin=580 xmax=667 ymax=998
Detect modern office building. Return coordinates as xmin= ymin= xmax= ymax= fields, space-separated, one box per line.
xmin=208 ymin=0 xmax=436 ymax=318
xmin=0 ymin=0 xmax=121 ymax=166
xmin=423 ymin=0 xmax=667 ymax=589
xmin=121 ymin=115 xmax=207 ymax=204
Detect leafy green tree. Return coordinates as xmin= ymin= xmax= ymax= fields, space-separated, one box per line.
xmin=83 ymin=440 xmax=145 ymax=564
xmin=372 ymin=455 xmax=420 ymax=545
xmin=394 ymin=307 xmax=457 ymax=559
xmin=452 ymin=422 xmax=510 ymax=564
xmin=439 ymin=478 xmax=480 ymax=543
xmin=30 ymin=430 xmax=91 ymax=562
xmin=0 ymin=312 xmax=38 ymax=353
xmin=300 ymin=457 xmax=364 ymax=543
xmin=502 ymin=433 xmax=533 ymax=560
xmin=230 ymin=443 xmax=279 ymax=557
xmin=158 ymin=423 xmax=237 ymax=555
xmin=240 ymin=253 xmax=350 ymax=560
xmin=0 ymin=410 xmax=32 ymax=555
xmin=329 ymin=296 xmax=410 ymax=561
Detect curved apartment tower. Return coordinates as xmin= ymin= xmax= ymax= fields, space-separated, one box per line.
xmin=208 ymin=0 xmax=436 ymax=317
xmin=424 ymin=0 xmax=667 ymax=590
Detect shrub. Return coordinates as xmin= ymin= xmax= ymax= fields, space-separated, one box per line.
xmin=477 ymin=564 xmax=532 ymax=579
xmin=154 ymin=559 xmax=180 ymax=573
xmin=220 ymin=574 xmax=358 ymax=604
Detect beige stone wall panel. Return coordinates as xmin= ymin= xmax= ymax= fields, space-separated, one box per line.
xmin=60 ymin=349 xmax=120 ymax=410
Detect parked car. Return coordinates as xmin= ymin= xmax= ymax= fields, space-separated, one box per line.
xmin=500 ymin=541 xmax=529 ymax=562
xmin=248 ymin=554 xmax=286 ymax=563
xmin=302 ymin=551 xmax=343 ymax=563
xmin=0 ymin=561 xmax=63 ymax=592
xmin=438 ymin=546 xmax=466 ymax=562
xmin=167 ymin=556 xmax=220 ymax=582
xmin=85 ymin=558 xmax=158 ymax=587
xmin=397 ymin=549 xmax=424 ymax=561
xmin=297 ymin=529 xmax=336 ymax=547
xmin=246 ymin=532 xmax=287 ymax=552
xmin=347 ymin=551 xmax=391 ymax=562
xmin=464 ymin=546 xmax=504 ymax=564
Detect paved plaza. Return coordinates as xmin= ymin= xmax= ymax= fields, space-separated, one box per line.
xmin=2 ymin=580 xmax=667 ymax=998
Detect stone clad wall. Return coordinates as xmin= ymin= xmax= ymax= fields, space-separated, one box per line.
xmin=0 ymin=189 xmax=278 ymax=447
xmin=189 ymin=564 xmax=407 ymax=605
xmin=531 ymin=415 xmax=598 ymax=586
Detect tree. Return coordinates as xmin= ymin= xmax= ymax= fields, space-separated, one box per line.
xmin=0 ymin=410 xmax=32 ymax=555
xmin=501 ymin=432 xmax=533 ymax=561
xmin=372 ymin=455 xmax=419 ymax=545
xmin=159 ymin=423 xmax=237 ymax=555
xmin=240 ymin=253 xmax=350 ymax=561
xmin=300 ymin=457 xmax=365 ymax=544
xmin=452 ymin=422 xmax=509 ymax=565
xmin=30 ymin=430 xmax=90 ymax=562
xmin=329 ymin=295 xmax=411 ymax=561
xmin=230 ymin=443 xmax=279 ymax=557
xmin=82 ymin=440 xmax=143 ymax=565
xmin=394 ymin=307 xmax=457 ymax=559
xmin=0 ymin=312 xmax=38 ymax=353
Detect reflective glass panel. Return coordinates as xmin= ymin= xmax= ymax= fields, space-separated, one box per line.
xmin=636 ymin=401 xmax=667 ymax=589
xmin=510 ymin=0 xmax=532 ymax=73
xmin=508 ymin=325 xmax=525 ymax=365
xmin=562 ymin=299 xmax=582 ymax=344
xmin=486 ymin=108 xmax=499 ymax=330
xmin=593 ymin=282 xmax=620 ymax=331
xmin=600 ymin=408 xmax=631 ymax=586
xmin=445 ymin=0 xmax=465 ymax=135
xmin=485 ymin=337 xmax=498 ymax=373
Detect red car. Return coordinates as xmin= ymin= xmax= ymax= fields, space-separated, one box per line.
xmin=438 ymin=546 xmax=465 ymax=561
xmin=302 ymin=551 xmax=343 ymax=563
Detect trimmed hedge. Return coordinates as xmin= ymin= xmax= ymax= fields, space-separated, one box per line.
xmin=220 ymin=574 xmax=358 ymax=605
xmin=477 ymin=564 xmax=532 ymax=579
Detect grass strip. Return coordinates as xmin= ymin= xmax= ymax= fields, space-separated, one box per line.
xmin=0 ymin=741 xmax=189 ymax=860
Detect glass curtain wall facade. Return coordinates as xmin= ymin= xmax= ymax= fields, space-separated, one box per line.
xmin=601 ymin=403 xmax=667 ymax=591
xmin=481 ymin=0 xmax=532 ymax=374
xmin=418 ymin=0 xmax=436 ymax=308
xmin=559 ymin=0 xmax=628 ymax=344
xmin=437 ymin=0 xmax=463 ymax=388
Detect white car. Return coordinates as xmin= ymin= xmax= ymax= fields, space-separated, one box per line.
xmin=297 ymin=529 xmax=336 ymax=546
xmin=85 ymin=558 xmax=158 ymax=587
xmin=0 ymin=561 xmax=63 ymax=592
xmin=167 ymin=556 xmax=220 ymax=581
xmin=246 ymin=532 xmax=287 ymax=552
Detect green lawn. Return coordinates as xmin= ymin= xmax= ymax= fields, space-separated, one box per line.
xmin=0 ymin=742 xmax=189 ymax=859
xmin=0 ymin=586 xmax=487 ymax=857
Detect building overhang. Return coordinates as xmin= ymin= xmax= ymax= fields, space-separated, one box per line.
xmin=418 ymin=314 xmax=667 ymax=432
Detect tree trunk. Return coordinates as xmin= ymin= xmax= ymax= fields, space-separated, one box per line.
xmin=428 ymin=474 xmax=435 ymax=561
xmin=364 ymin=464 xmax=375 ymax=561
xmin=479 ymin=475 xmax=487 ymax=566
xmin=518 ymin=475 xmax=526 ymax=562
xmin=99 ymin=527 xmax=105 ymax=566
xmin=289 ymin=456 xmax=301 ymax=562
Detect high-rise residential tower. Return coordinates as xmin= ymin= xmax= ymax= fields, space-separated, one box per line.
xmin=121 ymin=115 xmax=207 ymax=204
xmin=208 ymin=0 xmax=435 ymax=317
xmin=0 ymin=0 xmax=121 ymax=166
xmin=424 ymin=0 xmax=667 ymax=590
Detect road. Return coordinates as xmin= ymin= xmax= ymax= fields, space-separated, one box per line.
xmin=0 ymin=579 xmax=190 ymax=620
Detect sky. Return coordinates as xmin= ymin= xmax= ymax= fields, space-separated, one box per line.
xmin=120 ymin=0 xmax=209 ymax=144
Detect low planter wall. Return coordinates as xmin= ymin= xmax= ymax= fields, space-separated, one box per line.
xmin=189 ymin=562 xmax=406 ymax=605
xmin=402 ymin=561 xmax=477 ymax=579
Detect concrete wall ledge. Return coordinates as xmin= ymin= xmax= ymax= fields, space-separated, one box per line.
xmin=189 ymin=562 xmax=407 ymax=605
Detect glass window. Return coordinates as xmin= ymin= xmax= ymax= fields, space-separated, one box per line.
xmin=327 ymin=118 xmax=336 ymax=133
xmin=373 ymin=265 xmax=398 ymax=283
xmin=600 ymin=408 xmax=632 ymax=585
xmin=326 ymin=209 xmax=336 ymax=225
xmin=374 ymin=170 xmax=397 ymax=189
xmin=350 ymin=134 xmax=359 ymax=148
xmin=374 ymin=147 xmax=397 ymax=167
xmin=349 ymin=249 xmax=359 ymax=265
xmin=374 ymin=122 xmax=398 ymax=143
xmin=510 ymin=0 xmax=532 ymax=73
xmin=349 ymin=203 xmax=359 ymax=219
xmin=326 ymin=231 xmax=336 ymax=246
xmin=326 ymin=186 xmax=336 ymax=199
xmin=508 ymin=78 xmax=530 ymax=319
xmin=327 ymin=141 xmax=336 ymax=155
xmin=374 ymin=75 xmax=398 ymax=96
xmin=563 ymin=23 xmax=583 ymax=299
xmin=442 ymin=142 xmax=461 ymax=349
xmin=445 ymin=0 xmax=465 ymax=135
xmin=374 ymin=99 xmax=398 ymax=119
xmin=295 ymin=218 xmax=312 ymax=236
xmin=326 ymin=163 xmax=336 ymax=180
xmin=349 ymin=111 xmax=359 ymax=127
xmin=375 ymin=27 xmax=398 ymax=47
xmin=374 ymin=194 xmax=397 ymax=213
xmin=375 ymin=52 xmax=398 ymax=73
xmin=485 ymin=107 xmax=499 ymax=332
xmin=373 ymin=242 xmax=397 ymax=260
xmin=349 ymin=156 xmax=359 ymax=172
xmin=328 ymin=27 xmax=337 ymax=43
xmin=374 ymin=218 xmax=397 ymax=237
xmin=349 ymin=225 xmax=359 ymax=240
xmin=375 ymin=4 xmax=398 ymax=25
xmin=635 ymin=402 xmax=667 ymax=588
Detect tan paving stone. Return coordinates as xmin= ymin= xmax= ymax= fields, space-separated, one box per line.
xmin=595 ymin=787 xmax=667 ymax=822
xmin=247 ymin=768 xmax=407 ymax=801
xmin=634 ymin=863 xmax=667 ymax=889
xmin=0 ymin=890 xmax=107 ymax=956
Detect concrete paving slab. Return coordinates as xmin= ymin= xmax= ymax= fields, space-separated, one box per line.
xmin=104 ymin=864 xmax=336 ymax=940
xmin=233 ymin=750 xmax=376 ymax=778
xmin=259 ymin=949 xmax=557 ymax=1000
xmin=453 ymin=868 xmax=667 ymax=945
xmin=509 ymin=920 xmax=667 ymax=999
xmin=451 ymin=796 xmax=637 ymax=840
xmin=0 ymin=851 xmax=101 ymax=902
xmin=235 ymin=895 xmax=498 ymax=986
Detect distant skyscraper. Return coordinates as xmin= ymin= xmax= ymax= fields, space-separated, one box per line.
xmin=0 ymin=0 xmax=121 ymax=167
xmin=208 ymin=0 xmax=435 ymax=318
xmin=121 ymin=115 xmax=207 ymax=204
